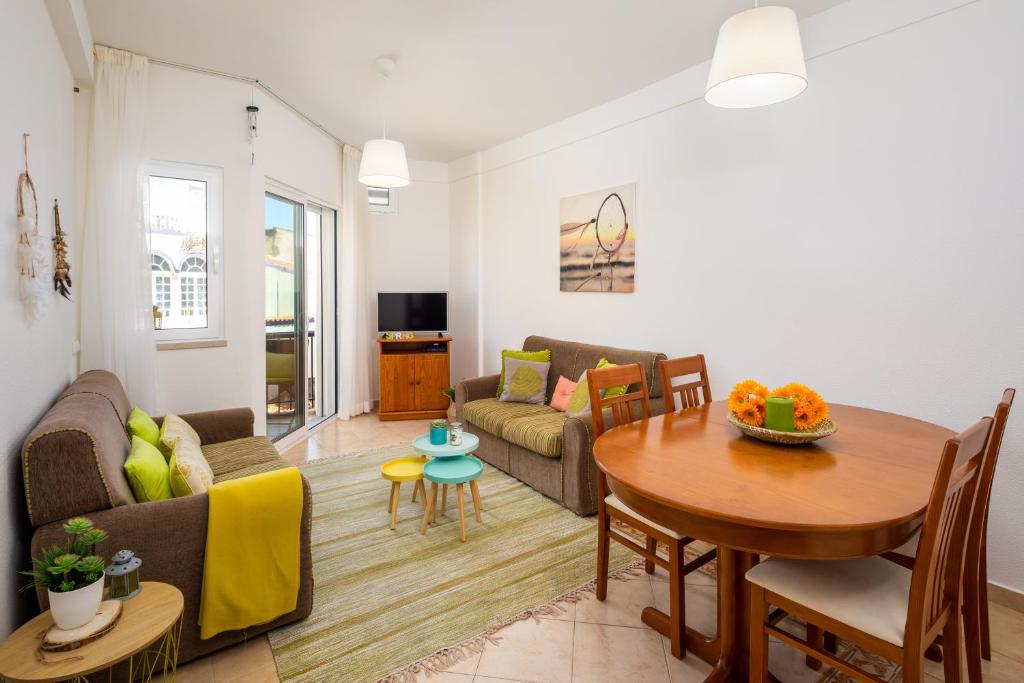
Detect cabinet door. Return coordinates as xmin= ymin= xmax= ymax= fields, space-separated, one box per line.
xmin=380 ymin=354 xmax=415 ymax=412
xmin=414 ymin=353 xmax=450 ymax=410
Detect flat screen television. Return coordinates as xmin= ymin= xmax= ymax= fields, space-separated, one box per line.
xmin=377 ymin=292 xmax=448 ymax=332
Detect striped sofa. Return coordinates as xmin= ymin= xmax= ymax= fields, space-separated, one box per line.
xmin=455 ymin=336 xmax=667 ymax=516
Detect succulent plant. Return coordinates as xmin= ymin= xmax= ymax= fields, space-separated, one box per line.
xmin=23 ymin=516 xmax=109 ymax=593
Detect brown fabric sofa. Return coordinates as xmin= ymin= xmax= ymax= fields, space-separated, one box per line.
xmin=21 ymin=370 xmax=313 ymax=666
xmin=456 ymin=336 xmax=667 ymax=516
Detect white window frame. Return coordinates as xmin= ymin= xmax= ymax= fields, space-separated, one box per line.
xmin=143 ymin=160 xmax=225 ymax=342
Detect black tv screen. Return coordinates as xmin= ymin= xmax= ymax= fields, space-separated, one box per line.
xmin=377 ymin=292 xmax=448 ymax=332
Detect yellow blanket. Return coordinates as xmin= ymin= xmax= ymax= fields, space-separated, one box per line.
xmin=199 ymin=467 xmax=303 ymax=640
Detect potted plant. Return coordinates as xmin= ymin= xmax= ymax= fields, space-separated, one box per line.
xmin=23 ymin=517 xmax=109 ymax=630
xmin=440 ymin=386 xmax=456 ymax=422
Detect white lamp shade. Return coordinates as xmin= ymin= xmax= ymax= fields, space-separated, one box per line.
xmin=705 ymin=6 xmax=807 ymax=109
xmin=358 ymin=138 xmax=410 ymax=188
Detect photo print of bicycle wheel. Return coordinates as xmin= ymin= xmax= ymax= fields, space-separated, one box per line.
xmin=559 ymin=183 xmax=636 ymax=292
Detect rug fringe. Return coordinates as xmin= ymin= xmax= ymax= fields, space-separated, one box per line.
xmin=376 ymin=559 xmax=646 ymax=682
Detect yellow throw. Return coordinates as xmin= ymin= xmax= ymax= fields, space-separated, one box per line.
xmin=199 ymin=467 xmax=303 ymax=640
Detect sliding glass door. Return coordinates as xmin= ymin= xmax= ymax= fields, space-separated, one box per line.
xmin=264 ymin=192 xmax=337 ymax=441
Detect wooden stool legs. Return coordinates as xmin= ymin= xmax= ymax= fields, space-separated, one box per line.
xmin=388 ymin=482 xmax=401 ymax=530
xmin=470 ymin=480 xmax=483 ymax=522
xmin=456 ymin=484 xmax=467 ymax=542
xmin=421 ymin=483 xmax=439 ymax=535
xmin=421 ymin=480 xmax=483 ymax=542
xmin=441 ymin=484 xmax=449 ymax=514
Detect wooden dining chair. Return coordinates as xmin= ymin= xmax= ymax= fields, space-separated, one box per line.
xmin=659 ymin=354 xmax=712 ymax=411
xmin=587 ymin=363 xmax=715 ymax=660
xmin=747 ymin=415 xmax=994 ymax=683
xmin=882 ymin=388 xmax=1015 ymax=682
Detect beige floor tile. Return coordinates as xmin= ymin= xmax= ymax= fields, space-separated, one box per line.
xmin=989 ymin=602 xmax=1024 ymax=663
xmin=442 ymin=648 xmax=483 ymax=675
xmin=410 ymin=671 xmax=475 ymax=683
xmin=923 ymin=641 xmax=1024 ymax=682
xmin=659 ymin=633 xmax=713 ymax=683
xmin=475 ymin=618 xmax=574 ymax=683
xmin=572 ymin=622 xmax=669 ymax=683
xmin=649 ymin=565 xmax=717 ymax=588
xmin=209 ymin=636 xmax=278 ymax=682
xmin=173 ymin=656 xmax=215 ymax=683
xmin=475 ymin=677 xmax=534 ymax=683
xmin=649 ymin=576 xmax=717 ymax=636
xmin=574 ymin=571 xmax=655 ymax=628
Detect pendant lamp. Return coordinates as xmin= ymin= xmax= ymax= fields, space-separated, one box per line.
xmin=705 ymin=4 xmax=807 ymax=109
xmin=359 ymin=57 xmax=410 ymax=188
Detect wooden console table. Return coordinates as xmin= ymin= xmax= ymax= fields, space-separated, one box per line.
xmin=378 ymin=336 xmax=451 ymax=421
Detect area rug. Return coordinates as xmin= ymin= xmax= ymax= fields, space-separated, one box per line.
xmin=267 ymin=443 xmax=636 ymax=682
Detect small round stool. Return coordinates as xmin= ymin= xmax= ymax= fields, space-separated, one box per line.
xmin=420 ymin=456 xmax=484 ymax=542
xmin=381 ymin=456 xmax=428 ymax=530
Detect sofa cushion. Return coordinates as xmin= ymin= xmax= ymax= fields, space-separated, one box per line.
xmin=170 ymin=439 xmax=215 ymax=497
xmin=463 ymin=398 xmax=553 ymax=438
xmin=202 ymin=436 xmax=282 ymax=477
xmin=503 ymin=411 xmax=567 ymax=458
xmin=213 ymin=460 xmax=290 ymax=484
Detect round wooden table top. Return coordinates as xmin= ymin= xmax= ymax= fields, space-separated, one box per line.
xmin=593 ymin=401 xmax=954 ymax=559
xmin=0 ymin=582 xmax=183 ymax=683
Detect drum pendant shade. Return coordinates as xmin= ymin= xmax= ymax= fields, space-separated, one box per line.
xmin=705 ymin=6 xmax=807 ymax=109
xmin=358 ymin=138 xmax=410 ymax=188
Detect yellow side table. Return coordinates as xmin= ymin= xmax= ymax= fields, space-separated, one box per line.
xmin=381 ymin=456 xmax=428 ymax=530
xmin=0 ymin=581 xmax=183 ymax=682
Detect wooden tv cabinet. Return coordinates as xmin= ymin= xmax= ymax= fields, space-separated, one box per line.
xmin=377 ymin=336 xmax=451 ymax=421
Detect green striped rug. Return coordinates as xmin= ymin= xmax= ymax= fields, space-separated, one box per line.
xmin=268 ymin=443 xmax=635 ymax=682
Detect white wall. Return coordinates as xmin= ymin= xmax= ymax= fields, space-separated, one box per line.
xmin=450 ymin=0 xmax=1024 ymax=593
xmin=0 ymin=0 xmax=80 ymax=637
xmin=141 ymin=65 xmax=342 ymax=435
xmin=448 ymin=153 xmax=482 ymax=383
xmin=367 ymin=160 xmax=451 ymax=398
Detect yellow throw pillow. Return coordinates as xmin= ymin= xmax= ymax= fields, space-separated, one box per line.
xmin=158 ymin=413 xmax=202 ymax=461
xmin=169 ymin=438 xmax=215 ymax=497
xmin=123 ymin=436 xmax=173 ymax=503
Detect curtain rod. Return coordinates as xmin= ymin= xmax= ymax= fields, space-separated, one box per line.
xmin=96 ymin=44 xmax=349 ymax=147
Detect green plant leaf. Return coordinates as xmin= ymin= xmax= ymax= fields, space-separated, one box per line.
xmin=62 ymin=517 xmax=93 ymax=535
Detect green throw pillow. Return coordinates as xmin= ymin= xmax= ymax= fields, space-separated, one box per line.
xmin=566 ymin=369 xmax=601 ymax=418
xmin=499 ymin=358 xmax=551 ymax=404
xmin=597 ymin=358 xmax=629 ymax=398
xmin=127 ymin=406 xmax=160 ymax=447
xmin=123 ymin=436 xmax=172 ymax=503
xmin=497 ymin=348 xmax=552 ymax=398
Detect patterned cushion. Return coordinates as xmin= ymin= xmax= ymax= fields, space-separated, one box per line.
xmin=463 ymin=398 xmax=554 ymax=438
xmin=499 ymin=358 xmax=551 ymax=404
xmin=202 ymin=436 xmax=282 ymax=477
xmin=502 ymin=411 xmax=567 ymax=458
xmin=159 ymin=413 xmax=202 ymax=460
xmin=169 ymin=439 xmax=215 ymax=497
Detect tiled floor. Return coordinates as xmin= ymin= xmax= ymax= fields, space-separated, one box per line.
xmin=178 ymin=412 xmax=1024 ymax=683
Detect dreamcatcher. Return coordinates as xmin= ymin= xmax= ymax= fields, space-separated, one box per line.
xmin=559 ymin=192 xmax=629 ymax=291
xmin=16 ymin=134 xmax=51 ymax=322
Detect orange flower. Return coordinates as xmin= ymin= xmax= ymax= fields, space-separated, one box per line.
xmin=729 ymin=380 xmax=768 ymax=413
xmin=773 ymin=383 xmax=829 ymax=431
xmin=735 ymin=399 xmax=764 ymax=427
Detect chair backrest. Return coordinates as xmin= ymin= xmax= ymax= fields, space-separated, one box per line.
xmin=586 ymin=363 xmax=651 ymax=437
xmin=906 ymin=416 xmax=993 ymax=648
xmin=659 ymin=355 xmax=712 ymax=411
xmin=966 ymin=388 xmax=1015 ymax=583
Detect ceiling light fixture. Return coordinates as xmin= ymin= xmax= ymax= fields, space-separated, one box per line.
xmin=358 ymin=57 xmax=410 ymax=188
xmin=705 ymin=2 xmax=807 ymax=109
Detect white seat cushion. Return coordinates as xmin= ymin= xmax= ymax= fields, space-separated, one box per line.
xmin=892 ymin=530 xmax=920 ymax=558
xmin=605 ymin=494 xmax=683 ymax=540
xmin=746 ymin=557 xmax=912 ymax=647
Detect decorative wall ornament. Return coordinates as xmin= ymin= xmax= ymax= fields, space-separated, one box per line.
xmin=559 ymin=183 xmax=637 ymax=293
xmin=16 ymin=133 xmax=51 ymax=322
xmin=52 ymin=199 xmax=72 ymax=299
xmin=247 ymin=101 xmax=259 ymax=166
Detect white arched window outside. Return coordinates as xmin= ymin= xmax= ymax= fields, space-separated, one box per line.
xmin=150 ymin=254 xmax=173 ymax=319
xmin=178 ymin=255 xmax=207 ymax=323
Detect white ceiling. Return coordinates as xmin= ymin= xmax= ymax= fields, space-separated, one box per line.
xmin=84 ymin=0 xmax=846 ymax=161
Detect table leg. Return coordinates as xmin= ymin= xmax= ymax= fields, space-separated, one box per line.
xmin=389 ymin=482 xmax=401 ymax=530
xmin=442 ymin=484 xmax=449 ymax=514
xmin=414 ymin=479 xmax=426 ymax=505
xmin=421 ymin=482 xmax=438 ymax=535
xmin=457 ymin=484 xmax=467 ymax=542
xmin=470 ymin=480 xmax=483 ymax=522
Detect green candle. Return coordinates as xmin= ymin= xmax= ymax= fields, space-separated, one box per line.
xmin=764 ymin=397 xmax=795 ymax=432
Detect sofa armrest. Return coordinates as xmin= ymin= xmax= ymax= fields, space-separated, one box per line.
xmin=455 ymin=374 xmax=500 ymax=420
xmin=561 ymin=416 xmax=599 ymax=516
xmin=156 ymin=408 xmax=255 ymax=445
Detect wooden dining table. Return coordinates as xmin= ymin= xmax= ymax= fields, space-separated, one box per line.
xmin=592 ymin=400 xmax=953 ymax=682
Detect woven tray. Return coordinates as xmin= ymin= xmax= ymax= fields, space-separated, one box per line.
xmin=728 ymin=413 xmax=837 ymax=445
xmin=41 ymin=600 xmax=122 ymax=652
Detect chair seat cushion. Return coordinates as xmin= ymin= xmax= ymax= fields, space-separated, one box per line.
xmin=462 ymin=398 xmax=553 ymax=438
xmin=605 ymin=494 xmax=682 ymax=540
xmin=746 ymin=556 xmax=912 ymax=647
xmin=202 ymin=436 xmax=283 ymax=478
xmin=503 ymin=411 xmax=567 ymax=458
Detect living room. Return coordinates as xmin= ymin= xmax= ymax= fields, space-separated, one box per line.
xmin=2 ymin=1 xmax=1021 ymax=682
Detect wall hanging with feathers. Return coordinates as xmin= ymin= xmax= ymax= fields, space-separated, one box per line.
xmin=16 ymin=133 xmax=52 ymax=323
xmin=52 ymin=199 xmax=71 ymax=299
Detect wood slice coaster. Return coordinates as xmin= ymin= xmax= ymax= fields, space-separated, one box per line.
xmin=41 ymin=601 xmax=122 ymax=652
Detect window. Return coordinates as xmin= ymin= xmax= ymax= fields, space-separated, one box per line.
xmin=144 ymin=161 xmax=223 ymax=341
xmin=367 ymin=186 xmax=398 ymax=214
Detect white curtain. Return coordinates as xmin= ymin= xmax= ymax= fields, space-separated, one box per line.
xmin=80 ymin=46 xmax=156 ymax=409
xmin=338 ymin=145 xmax=374 ymax=419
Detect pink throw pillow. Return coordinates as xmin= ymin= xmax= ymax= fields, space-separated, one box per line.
xmin=549 ymin=376 xmax=577 ymax=412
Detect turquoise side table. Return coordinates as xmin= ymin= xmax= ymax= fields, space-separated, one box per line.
xmin=420 ymin=456 xmax=484 ymax=542
xmin=412 ymin=432 xmax=480 ymax=459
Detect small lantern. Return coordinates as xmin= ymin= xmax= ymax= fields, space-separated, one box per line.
xmin=105 ymin=549 xmax=142 ymax=600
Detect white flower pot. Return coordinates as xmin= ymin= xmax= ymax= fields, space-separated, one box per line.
xmin=48 ymin=576 xmax=104 ymax=630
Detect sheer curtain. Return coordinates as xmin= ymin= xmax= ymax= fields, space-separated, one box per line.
xmin=80 ymin=46 xmax=156 ymax=409
xmin=338 ymin=145 xmax=374 ymax=419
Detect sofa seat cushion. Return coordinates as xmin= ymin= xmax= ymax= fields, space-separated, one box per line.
xmin=213 ymin=460 xmax=290 ymax=484
xmin=202 ymin=436 xmax=282 ymax=478
xmin=462 ymin=398 xmax=553 ymax=438
xmin=503 ymin=411 xmax=566 ymax=458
